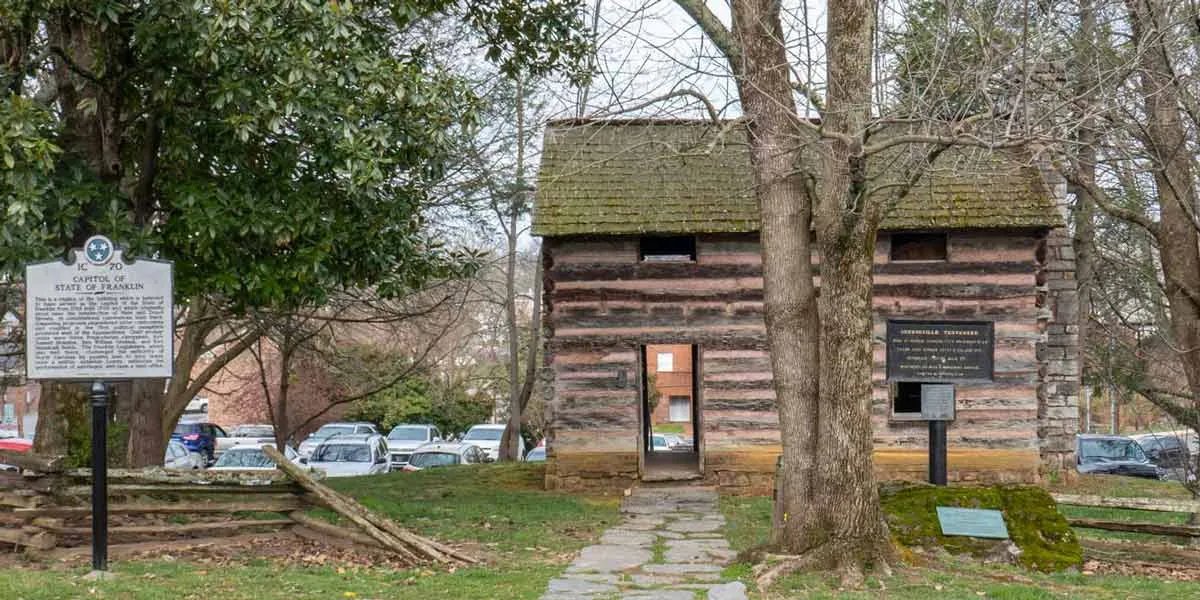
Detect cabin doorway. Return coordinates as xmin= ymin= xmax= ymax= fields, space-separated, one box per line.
xmin=640 ymin=344 xmax=701 ymax=481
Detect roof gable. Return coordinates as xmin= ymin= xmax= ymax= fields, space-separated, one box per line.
xmin=532 ymin=120 xmax=1062 ymax=237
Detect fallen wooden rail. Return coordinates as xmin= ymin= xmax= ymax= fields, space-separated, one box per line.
xmin=263 ymin=445 xmax=478 ymax=566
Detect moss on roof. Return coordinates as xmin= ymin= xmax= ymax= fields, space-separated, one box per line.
xmin=532 ymin=119 xmax=1063 ymax=236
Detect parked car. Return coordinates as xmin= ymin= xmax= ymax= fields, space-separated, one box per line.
xmin=215 ymin=424 xmax=277 ymax=457
xmin=184 ymin=396 xmax=209 ymax=414
xmin=1131 ymin=431 xmax=1194 ymax=468
xmin=461 ymin=424 xmax=506 ymax=461
xmin=297 ymin=422 xmax=380 ymax=459
xmin=303 ymin=434 xmax=390 ymax=477
xmin=651 ymin=434 xmax=670 ymax=452
xmin=210 ymin=444 xmax=300 ymax=471
xmin=402 ymin=443 xmax=487 ymax=472
xmin=171 ymin=421 xmax=228 ymax=463
xmin=1076 ymin=434 xmax=1165 ymax=479
xmin=164 ymin=439 xmax=205 ymax=470
xmin=0 ymin=435 xmax=32 ymax=472
xmin=664 ymin=434 xmax=693 ymax=451
xmin=386 ymin=424 xmax=443 ymax=468
xmin=524 ymin=445 xmax=546 ymax=462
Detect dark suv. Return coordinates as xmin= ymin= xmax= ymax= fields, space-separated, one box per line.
xmin=1130 ymin=432 xmax=1191 ymax=469
xmin=1076 ymin=434 xmax=1164 ymax=479
xmin=172 ymin=421 xmax=227 ymax=463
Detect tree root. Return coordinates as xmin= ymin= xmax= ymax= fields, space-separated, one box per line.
xmin=752 ymin=542 xmax=894 ymax=591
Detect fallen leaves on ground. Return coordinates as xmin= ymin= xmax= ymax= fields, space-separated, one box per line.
xmin=1083 ymin=559 xmax=1200 ymax=582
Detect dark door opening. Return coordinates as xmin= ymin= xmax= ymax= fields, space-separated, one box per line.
xmin=641 ymin=344 xmax=701 ymax=480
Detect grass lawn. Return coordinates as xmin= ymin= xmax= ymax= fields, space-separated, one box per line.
xmin=0 ymin=463 xmax=619 ymax=600
xmin=653 ymin=423 xmax=687 ymax=434
xmin=720 ymin=477 xmax=1200 ymax=599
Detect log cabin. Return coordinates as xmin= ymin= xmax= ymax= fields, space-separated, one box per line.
xmin=532 ymin=119 xmax=1080 ymax=495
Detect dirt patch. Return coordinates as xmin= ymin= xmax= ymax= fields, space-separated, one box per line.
xmin=1083 ymin=558 xmax=1200 ymax=582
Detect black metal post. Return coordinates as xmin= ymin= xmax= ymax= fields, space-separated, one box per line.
xmin=929 ymin=419 xmax=948 ymax=485
xmin=90 ymin=381 xmax=108 ymax=571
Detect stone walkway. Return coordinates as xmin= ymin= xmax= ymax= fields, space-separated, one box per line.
xmin=540 ymin=485 xmax=748 ymax=600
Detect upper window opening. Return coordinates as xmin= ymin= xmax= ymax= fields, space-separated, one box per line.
xmin=890 ymin=233 xmax=948 ymax=262
xmin=640 ymin=236 xmax=696 ymax=262
xmin=656 ymin=352 xmax=674 ymax=373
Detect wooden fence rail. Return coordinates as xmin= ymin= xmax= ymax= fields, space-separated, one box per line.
xmin=1054 ymin=492 xmax=1200 ymax=538
xmin=1052 ymin=493 xmax=1200 ymax=514
xmin=2 ymin=450 xmax=477 ymax=566
xmin=1 ymin=458 xmax=310 ymax=554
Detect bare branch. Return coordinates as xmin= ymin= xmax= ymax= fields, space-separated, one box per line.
xmin=672 ymin=0 xmax=742 ymax=68
xmin=594 ymin=87 xmax=721 ymax=123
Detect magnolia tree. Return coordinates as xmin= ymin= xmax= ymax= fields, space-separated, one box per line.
xmin=0 ymin=0 xmax=589 ymax=466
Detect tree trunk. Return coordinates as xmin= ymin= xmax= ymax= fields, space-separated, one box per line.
xmin=807 ymin=0 xmax=893 ymax=567
xmin=728 ymin=0 xmax=822 ymax=552
xmin=1070 ymin=0 xmax=1098 ymax=417
xmin=125 ymin=380 xmax=165 ymax=467
xmin=29 ymin=11 xmax=128 ymax=462
xmin=32 ymin=383 xmax=87 ymax=457
xmin=501 ymin=76 xmax=527 ymax=462
xmin=273 ymin=344 xmax=293 ymax=451
xmin=812 ymin=222 xmax=891 ymax=563
xmin=1126 ymin=0 xmax=1200 ymax=430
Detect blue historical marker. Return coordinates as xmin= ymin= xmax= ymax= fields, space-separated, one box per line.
xmin=936 ymin=507 xmax=1010 ymax=539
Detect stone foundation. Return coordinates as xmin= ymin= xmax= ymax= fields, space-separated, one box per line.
xmin=547 ymin=447 xmax=1043 ymax=496
xmin=544 ymin=451 xmax=640 ymax=493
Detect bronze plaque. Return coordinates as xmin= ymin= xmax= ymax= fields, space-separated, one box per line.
xmin=886 ymin=321 xmax=994 ymax=382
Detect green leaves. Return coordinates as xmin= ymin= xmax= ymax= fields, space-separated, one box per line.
xmin=4 ymin=0 xmax=589 ymax=314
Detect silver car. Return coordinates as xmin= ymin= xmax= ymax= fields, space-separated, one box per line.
xmin=164 ymin=439 xmax=204 ymax=470
xmin=210 ymin=443 xmax=300 ymax=471
xmin=297 ymin=422 xmax=380 ymax=459
xmin=386 ymin=424 xmax=443 ymax=467
xmin=215 ymin=424 xmax=276 ymax=457
xmin=304 ymin=434 xmax=391 ymax=478
xmin=402 ymin=442 xmax=488 ymax=472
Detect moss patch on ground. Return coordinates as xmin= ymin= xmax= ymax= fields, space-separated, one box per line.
xmin=881 ymin=483 xmax=1081 ymax=572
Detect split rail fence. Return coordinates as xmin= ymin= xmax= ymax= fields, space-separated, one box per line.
xmin=1053 ymin=493 xmax=1200 ymax=538
xmin=0 ymin=448 xmax=476 ymax=565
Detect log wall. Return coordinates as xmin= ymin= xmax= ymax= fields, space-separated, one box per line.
xmin=542 ymin=230 xmax=1077 ymax=494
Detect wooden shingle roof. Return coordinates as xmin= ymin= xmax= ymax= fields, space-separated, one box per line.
xmin=532 ymin=119 xmax=1062 ymax=236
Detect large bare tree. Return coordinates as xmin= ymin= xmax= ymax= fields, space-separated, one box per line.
xmin=643 ymin=0 xmax=1069 ymax=579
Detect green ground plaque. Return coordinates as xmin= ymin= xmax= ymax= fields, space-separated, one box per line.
xmin=936 ymin=507 xmax=1010 ymax=539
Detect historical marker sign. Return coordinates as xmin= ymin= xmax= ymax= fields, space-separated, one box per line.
xmin=920 ymin=383 xmax=956 ymax=421
xmin=886 ymin=320 xmax=994 ymax=382
xmin=25 ymin=236 xmax=174 ymax=380
xmin=936 ymin=507 xmax=1010 ymax=539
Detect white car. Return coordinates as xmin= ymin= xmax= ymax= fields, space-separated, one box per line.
xmin=303 ymin=434 xmax=391 ymax=478
xmin=209 ymin=443 xmax=299 ymax=471
xmin=164 ymin=439 xmax=205 ymax=470
xmin=461 ymin=424 xmax=507 ymax=461
xmin=297 ymin=422 xmax=380 ymax=459
xmin=215 ymin=424 xmax=276 ymax=457
xmin=386 ymin=424 xmax=443 ymax=468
